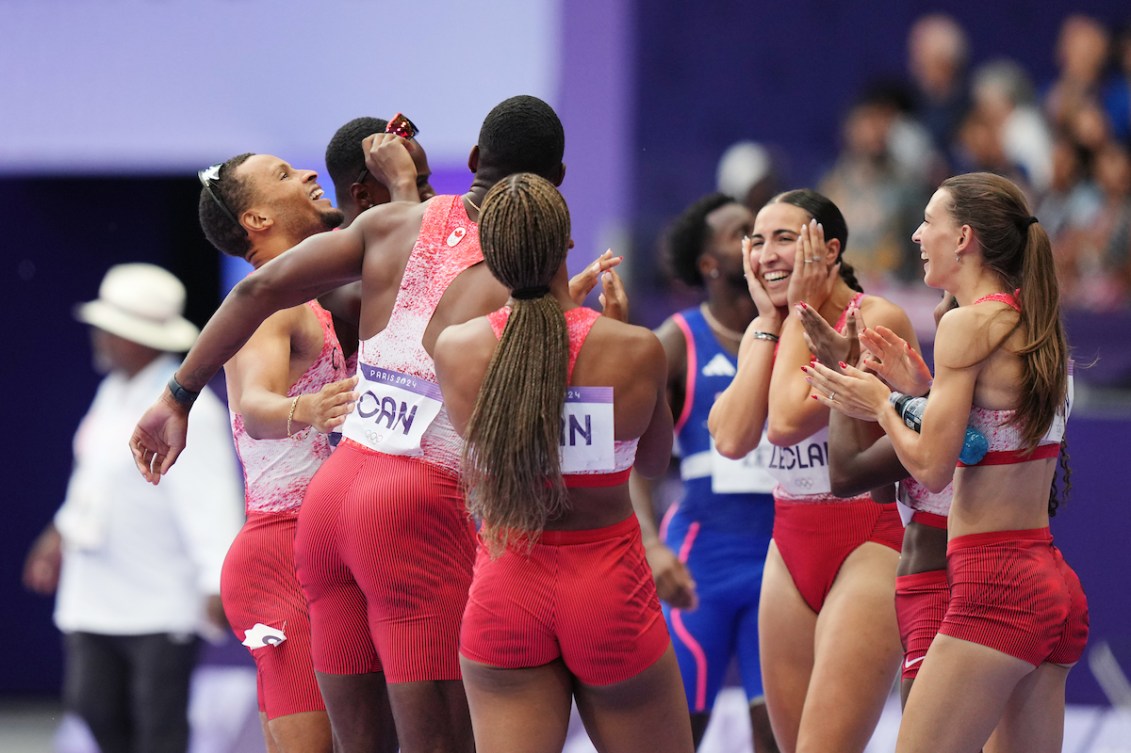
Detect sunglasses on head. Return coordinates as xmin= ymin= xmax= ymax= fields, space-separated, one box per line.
xmin=198 ymin=163 xmax=244 ymax=230
xmin=356 ymin=113 xmax=421 ymax=184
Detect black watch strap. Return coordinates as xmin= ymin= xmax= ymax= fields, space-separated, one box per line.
xmin=167 ymin=375 xmax=199 ymax=408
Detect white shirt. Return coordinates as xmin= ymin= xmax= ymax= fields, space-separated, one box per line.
xmin=54 ymin=355 xmax=244 ymax=636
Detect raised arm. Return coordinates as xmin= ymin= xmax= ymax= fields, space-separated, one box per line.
xmin=804 ymin=309 xmax=976 ymax=492
xmin=708 ymin=236 xmax=782 ymax=457
xmin=771 ymin=296 xmax=918 ymax=446
xmin=130 ymin=222 xmax=369 ymax=482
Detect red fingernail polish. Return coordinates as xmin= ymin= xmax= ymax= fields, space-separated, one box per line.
xmin=800 ymin=365 xmax=808 ymax=373
xmin=811 ymin=394 xmax=818 ymax=400
xmin=799 ymin=301 xmax=809 ymax=309
xmin=838 ymin=361 xmax=847 ymax=368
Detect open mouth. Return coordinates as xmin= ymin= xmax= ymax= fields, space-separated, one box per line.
xmin=310 ymin=187 xmax=325 ymax=201
xmin=763 ymin=270 xmax=789 ymax=283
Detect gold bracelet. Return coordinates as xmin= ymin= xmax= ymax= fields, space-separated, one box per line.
xmin=750 ymin=331 xmax=780 ymax=343
xmin=286 ymin=395 xmax=301 ymax=438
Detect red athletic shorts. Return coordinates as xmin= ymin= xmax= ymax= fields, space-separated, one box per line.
xmin=895 ymin=568 xmax=949 ymax=680
xmin=460 ymin=515 xmax=670 ymax=686
xmin=772 ymin=499 xmax=903 ymax=612
xmin=294 ymin=440 xmax=477 ymax=682
xmin=220 ymin=512 xmax=325 ymax=718
xmin=941 ymin=527 xmax=1089 ymax=667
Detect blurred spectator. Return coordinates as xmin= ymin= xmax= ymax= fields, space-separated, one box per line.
xmin=906 ymin=13 xmax=972 ymax=165
xmin=952 ymin=108 xmax=1029 ymax=190
xmin=22 ymin=263 xmax=244 ymax=753
xmin=1044 ymin=15 xmax=1114 ymax=136
xmin=1037 ymin=133 xmax=1104 ymax=242
xmin=818 ymin=85 xmax=931 ymax=287
xmin=1103 ymin=22 xmax=1131 ymax=144
xmin=1058 ymin=140 xmax=1131 ymax=310
xmin=716 ymin=140 xmax=783 ymax=215
xmin=969 ymin=58 xmax=1054 ymax=193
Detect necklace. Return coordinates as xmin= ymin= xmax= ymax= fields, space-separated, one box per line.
xmin=465 ymin=194 xmax=480 ymax=215
xmin=699 ymin=303 xmax=745 ymax=341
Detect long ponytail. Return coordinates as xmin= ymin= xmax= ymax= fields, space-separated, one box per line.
xmin=461 ymin=174 xmax=572 ymax=554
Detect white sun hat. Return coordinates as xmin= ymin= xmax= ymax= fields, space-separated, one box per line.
xmin=73 ymin=263 xmax=200 ymax=351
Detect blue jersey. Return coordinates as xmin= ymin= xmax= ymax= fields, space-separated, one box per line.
xmin=669 ymin=307 xmax=775 ymax=538
xmin=663 ymin=307 xmax=775 ymax=710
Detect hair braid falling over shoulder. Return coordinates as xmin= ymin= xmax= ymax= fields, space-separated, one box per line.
xmin=461 ymin=173 xmax=572 ymax=556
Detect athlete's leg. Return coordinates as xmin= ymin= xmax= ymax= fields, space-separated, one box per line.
xmin=573 ymin=646 xmax=695 ymax=753
xmin=757 ymin=542 xmax=815 ymax=753
xmin=459 ymin=656 xmax=573 ymax=753
xmin=316 ymin=672 xmax=402 ymax=753
xmin=385 ymin=679 xmax=474 ymax=753
xmin=897 ymin=635 xmax=1033 ymax=753
xmin=983 ymin=662 xmax=1071 ymax=753
xmin=734 ymin=561 xmax=779 ymax=753
xmin=794 ymin=543 xmax=901 ymax=753
xmin=263 ymin=710 xmax=333 ymax=753
xmin=749 ymin=700 xmax=780 ymax=753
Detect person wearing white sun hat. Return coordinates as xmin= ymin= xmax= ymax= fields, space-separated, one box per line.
xmin=72 ymin=263 xmax=201 ymax=352
xmin=23 ymin=262 xmax=243 ymax=753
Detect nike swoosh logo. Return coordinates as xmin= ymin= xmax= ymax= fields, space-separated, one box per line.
xmin=904 ymin=655 xmax=926 ymax=669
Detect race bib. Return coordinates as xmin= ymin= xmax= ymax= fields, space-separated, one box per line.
xmin=342 ymin=363 xmax=443 ymax=456
xmin=763 ymin=426 xmax=832 ymax=496
xmin=560 ymin=387 xmax=615 ymax=473
xmin=710 ymin=430 xmax=776 ymax=494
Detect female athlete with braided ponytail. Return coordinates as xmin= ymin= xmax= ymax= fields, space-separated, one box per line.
xmin=434 ymin=173 xmax=694 ymax=753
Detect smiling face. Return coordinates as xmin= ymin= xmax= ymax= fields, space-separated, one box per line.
xmin=748 ymin=201 xmax=812 ymax=307
xmin=237 ymin=154 xmax=344 ymax=240
xmin=912 ymin=188 xmax=961 ymax=290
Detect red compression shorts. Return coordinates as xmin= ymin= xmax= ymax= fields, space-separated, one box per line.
xmin=941 ymin=527 xmax=1089 ymax=667
xmin=294 ymin=440 xmax=477 ymax=682
xmin=895 ymin=568 xmax=949 ymax=680
xmin=460 ymin=515 xmax=670 ymax=686
xmin=220 ymin=512 xmax=325 ymax=718
xmin=772 ymin=499 xmax=903 ymax=613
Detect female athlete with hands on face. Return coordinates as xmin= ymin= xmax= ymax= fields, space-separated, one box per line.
xmin=709 ymin=189 xmax=918 ymax=753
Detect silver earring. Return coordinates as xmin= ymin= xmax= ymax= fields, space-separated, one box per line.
xmin=709 ymin=269 xmax=720 ymax=279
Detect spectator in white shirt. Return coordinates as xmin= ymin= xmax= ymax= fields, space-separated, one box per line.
xmin=23 ymin=263 xmax=244 ymax=753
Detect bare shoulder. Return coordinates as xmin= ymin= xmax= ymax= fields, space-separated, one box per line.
xmin=356 ymin=199 xmax=429 ymax=264
xmin=593 ymin=317 xmax=666 ymax=372
xmin=653 ymin=316 xmax=687 ymax=357
xmin=933 ymin=305 xmax=1014 ymax=370
xmin=436 ymin=316 xmax=493 ymax=353
xmin=435 ymin=317 xmax=497 ymax=374
xmin=859 ymin=294 xmax=913 ymax=332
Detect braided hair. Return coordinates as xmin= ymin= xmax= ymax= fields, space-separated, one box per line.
xmin=461 ymin=173 xmax=572 ymax=554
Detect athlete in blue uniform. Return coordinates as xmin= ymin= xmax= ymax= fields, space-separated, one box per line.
xmin=631 ymin=194 xmax=778 ymax=753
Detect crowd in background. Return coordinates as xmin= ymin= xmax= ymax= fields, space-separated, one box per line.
xmin=719 ymin=13 xmax=1131 ymax=314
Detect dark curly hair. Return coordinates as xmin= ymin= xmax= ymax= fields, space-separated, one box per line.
xmin=664 ymin=193 xmax=736 ymax=288
xmin=198 ymin=153 xmax=255 ymax=258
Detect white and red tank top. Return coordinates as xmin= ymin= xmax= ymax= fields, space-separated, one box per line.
xmin=231 ymin=300 xmax=350 ymax=514
xmin=341 ymin=195 xmax=483 ymax=473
